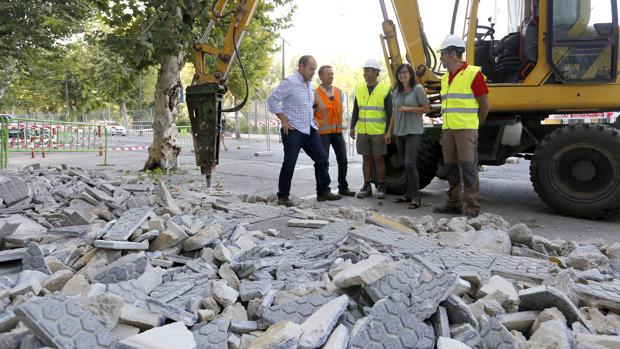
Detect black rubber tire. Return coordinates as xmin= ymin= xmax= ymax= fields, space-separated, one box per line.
xmin=383 ymin=132 xmax=443 ymax=194
xmin=530 ymin=124 xmax=620 ymax=219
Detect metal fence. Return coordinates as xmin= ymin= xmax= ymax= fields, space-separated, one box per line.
xmin=0 ymin=118 xmax=108 ymax=168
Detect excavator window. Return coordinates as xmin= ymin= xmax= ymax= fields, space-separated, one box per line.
xmin=548 ymin=0 xmax=618 ymax=82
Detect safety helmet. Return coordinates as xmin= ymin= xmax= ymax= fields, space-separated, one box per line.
xmin=439 ymin=34 xmax=466 ymax=51
xmin=363 ymin=58 xmax=382 ymax=71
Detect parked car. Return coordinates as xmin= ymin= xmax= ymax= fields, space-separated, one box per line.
xmin=99 ymin=120 xmax=127 ymax=136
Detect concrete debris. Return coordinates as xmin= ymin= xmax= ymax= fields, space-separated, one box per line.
xmin=1 ymin=167 xmax=620 ymax=348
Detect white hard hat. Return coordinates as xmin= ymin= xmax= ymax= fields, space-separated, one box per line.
xmin=363 ymin=58 xmax=382 ymax=71
xmin=439 ymin=34 xmax=466 ymax=51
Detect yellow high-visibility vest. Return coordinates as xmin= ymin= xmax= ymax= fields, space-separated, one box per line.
xmin=355 ymin=82 xmax=390 ymax=135
xmin=440 ymin=65 xmax=482 ymax=130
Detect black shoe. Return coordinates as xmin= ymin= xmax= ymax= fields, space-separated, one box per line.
xmin=277 ymin=197 xmax=294 ymax=207
xmin=317 ymin=192 xmax=342 ymax=202
xmin=338 ymin=188 xmax=356 ymax=196
xmin=432 ymin=204 xmax=463 ymax=215
xmin=376 ymin=184 xmax=386 ymax=199
xmin=356 ymin=184 xmax=372 ymax=198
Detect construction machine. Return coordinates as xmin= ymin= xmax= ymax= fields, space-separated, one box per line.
xmin=187 ymin=0 xmax=620 ymax=219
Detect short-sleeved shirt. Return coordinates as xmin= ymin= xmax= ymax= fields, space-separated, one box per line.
xmin=392 ymin=84 xmax=429 ymax=136
xmin=447 ymin=63 xmax=489 ymax=97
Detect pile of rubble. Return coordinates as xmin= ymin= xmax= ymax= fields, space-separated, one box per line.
xmin=1 ymin=166 xmax=620 ymax=349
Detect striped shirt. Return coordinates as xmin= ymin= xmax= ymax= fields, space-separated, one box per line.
xmin=268 ymin=71 xmax=317 ymax=135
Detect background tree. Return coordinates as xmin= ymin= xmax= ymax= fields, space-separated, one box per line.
xmin=0 ymin=0 xmax=102 ymax=104
xmin=99 ymin=0 xmax=294 ymax=171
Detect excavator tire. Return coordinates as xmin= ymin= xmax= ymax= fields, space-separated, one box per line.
xmin=383 ymin=131 xmax=442 ymax=194
xmin=530 ymin=124 xmax=620 ymax=219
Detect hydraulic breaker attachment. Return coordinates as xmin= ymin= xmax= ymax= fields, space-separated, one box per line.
xmin=186 ymin=82 xmax=226 ymax=188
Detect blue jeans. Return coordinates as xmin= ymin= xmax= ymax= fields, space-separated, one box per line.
xmin=278 ymin=128 xmax=331 ymax=198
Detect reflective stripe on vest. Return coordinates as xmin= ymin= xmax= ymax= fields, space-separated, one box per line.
xmin=440 ymin=65 xmax=482 ymax=130
xmin=355 ymin=82 xmax=390 ymax=135
xmin=314 ymin=87 xmax=343 ymax=134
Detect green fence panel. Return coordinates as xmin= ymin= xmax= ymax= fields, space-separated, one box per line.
xmin=0 ymin=116 xmax=8 ymax=169
xmin=3 ymin=118 xmax=108 ymax=167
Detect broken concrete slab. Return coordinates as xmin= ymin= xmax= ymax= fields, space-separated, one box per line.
xmin=261 ymin=291 xmax=340 ymax=325
xmin=509 ymin=223 xmax=533 ymax=246
xmin=364 ymin=259 xmax=422 ymax=302
xmin=0 ymin=176 xmax=32 ymax=207
xmin=153 ymin=180 xmax=182 ymax=215
xmin=248 ymin=321 xmax=302 ymax=349
xmin=42 ymin=269 xmax=74 ymax=292
xmin=574 ymin=281 xmax=620 ymax=313
xmin=479 ymin=315 xmax=519 ymax=349
xmin=287 ymin=219 xmax=329 ymax=228
xmin=146 ymin=297 xmax=198 ymax=326
xmin=192 ymin=318 xmax=228 ymax=348
xmin=14 ymin=294 xmax=117 ymax=348
xmin=518 ymin=286 xmax=595 ymax=333
xmin=119 ymin=322 xmax=196 ymax=349
xmin=94 ymin=240 xmax=149 ymax=250
xmin=478 ymin=275 xmax=519 ymax=309
xmin=219 ymin=263 xmax=241 ymax=291
xmin=102 ymin=207 xmax=153 ymax=241
xmin=212 ymin=280 xmax=239 ymax=307
xmin=92 ymin=252 xmax=148 ymax=284
xmin=450 ymin=323 xmax=482 ymax=349
xmin=182 ymin=224 xmax=221 ymax=251
xmin=298 ymin=295 xmax=349 ymax=349
xmin=497 ymin=310 xmax=540 ymax=332
xmin=531 ymin=307 xmax=567 ymax=334
xmin=21 ymin=242 xmax=52 ymax=275
xmin=322 ymin=324 xmax=349 ymax=349
xmin=150 ymin=222 xmax=188 ymax=251
xmin=240 ymin=280 xmax=271 ymax=302
xmin=432 ymin=306 xmax=451 ymax=339
xmin=438 ymin=229 xmax=512 ymax=254
xmin=575 ymin=334 xmax=620 ymax=349
xmin=526 ymin=319 xmax=575 ymax=349
xmin=437 ymin=337 xmax=473 ymax=349
xmin=333 ymin=254 xmax=391 ymax=288
xmin=567 ymin=245 xmax=610 ymax=271
xmin=366 ymin=213 xmax=416 ymax=234
xmin=118 ymin=304 xmax=162 ymax=330
xmin=410 ymin=270 xmax=459 ymax=321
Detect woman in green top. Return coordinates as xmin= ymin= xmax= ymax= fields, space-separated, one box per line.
xmin=385 ymin=63 xmax=431 ymax=209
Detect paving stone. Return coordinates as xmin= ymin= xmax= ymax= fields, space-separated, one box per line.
xmin=518 ymin=286 xmax=595 ymax=333
xmin=121 ymin=184 xmax=149 ymax=193
xmin=575 ymin=334 xmax=620 ymax=349
xmin=410 ymin=270 xmax=459 ymax=321
xmin=431 ymin=306 xmax=451 ymax=339
xmin=333 ymin=254 xmax=391 ymax=288
xmin=118 ymin=304 xmax=162 ymax=330
xmin=364 ymin=259 xmax=422 ymax=302
xmin=261 ymin=291 xmax=340 ymax=325
xmin=106 ymin=280 xmax=147 ymax=307
xmin=146 ymin=296 xmax=198 ymax=326
xmin=150 ymin=221 xmax=189 ymax=251
xmin=526 ymin=319 xmax=575 ymax=349
xmin=490 ymin=254 xmax=557 ymax=282
xmin=450 ymin=323 xmax=483 ymax=349
xmin=497 ymin=310 xmax=540 ymax=332
xmin=349 ymin=295 xmax=435 ymax=349
xmin=298 ymin=295 xmax=349 ymax=349
xmin=0 ymin=176 xmax=32 ymax=206
xmin=322 ymin=324 xmax=349 ymax=349
xmin=48 ymin=225 xmax=90 ymax=237
xmin=230 ymin=319 xmax=263 ymax=334
xmin=0 ymin=310 xmax=18 ymax=332
xmin=166 ymin=277 xmax=212 ymax=313
xmin=10 ymin=274 xmax=42 ymax=297
xmin=14 ymin=294 xmax=117 ymax=348
xmin=119 ymin=322 xmax=196 ymax=349
xmin=366 ymin=213 xmax=416 ymax=234
xmin=94 ymin=240 xmax=149 ymax=250
xmin=102 ymin=207 xmax=153 ymax=241
xmin=0 ymin=247 xmax=27 ymax=262
xmin=479 ymin=315 xmax=518 ymax=349
xmin=574 ymin=280 xmax=620 ymax=313
xmin=22 ymin=242 xmax=52 ymax=275
xmin=348 ymin=224 xmax=439 ymax=255
xmin=133 ymin=229 xmax=160 ymax=242
xmin=192 ymin=318 xmax=228 ymax=348
xmin=42 ymin=269 xmax=74 ymax=292
xmin=287 ymin=219 xmax=330 ymax=228
xmin=240 ymin=280 xmax=271 ymax=302
xmin=248 ymin=321 xmax=302 ymax=349
xmin=92 ymin=252 xmax=148 ymax=284
xmin=153 ymin=180 xmax=182 ymax=215
xmin=212 ymin=280 xmax=239 ymax=307
xmin=437 ymin=336 xmax=474 ymax=349
xmin=85 ymin=185 xmax=115 ymax=203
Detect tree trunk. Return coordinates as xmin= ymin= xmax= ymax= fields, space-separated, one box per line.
xmin=0 ymin=55 xmax=16 ymax=102
xmin=143 ymin=52 xmax=185 ymax=171
xmin=234 ymin=109 xmax=241 ymax=139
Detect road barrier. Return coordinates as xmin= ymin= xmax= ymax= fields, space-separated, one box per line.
xmin=0 ymin=118 xmax=108 ymax=167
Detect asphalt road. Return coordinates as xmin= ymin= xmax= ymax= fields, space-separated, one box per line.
xmin=6 ymin=134 xmax=620 ymax=244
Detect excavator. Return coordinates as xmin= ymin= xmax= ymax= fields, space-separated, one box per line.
xmin=186 ymin=0 xmax=620 ymax=219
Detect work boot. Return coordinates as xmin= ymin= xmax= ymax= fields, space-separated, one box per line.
xmin=338 ymin=188 xmax=356 ymax=197
xmin=317 ymin=192 xmax=342 ymax=202
xmin=277 ymin=197 xmax=294 ymax=207
xmin=376 ymin=184 xmax=386 ymax=199
xmin=356 ymin=183 xmax=372 ymax=198
xmin=432 ymin=204 xmax=463 ymax=215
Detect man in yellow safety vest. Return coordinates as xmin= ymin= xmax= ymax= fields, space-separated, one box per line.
xmin=433 ymin=34 xmax=490 ymax=218
xmin=350 ymin=58 xmax=392 ymax=199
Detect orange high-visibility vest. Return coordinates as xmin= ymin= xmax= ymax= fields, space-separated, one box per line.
xmin=314 ymin=86 xmax=343 ymax=135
